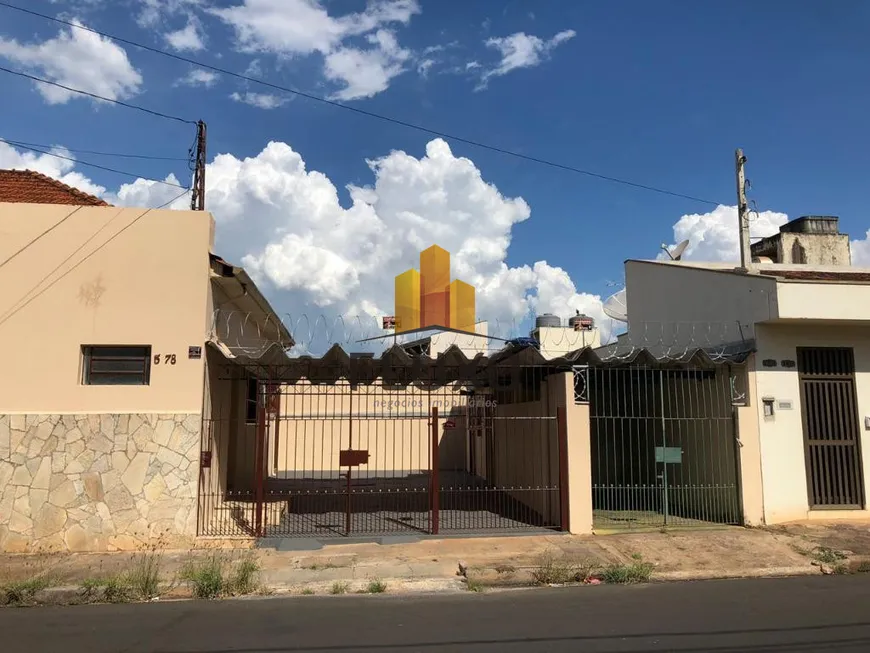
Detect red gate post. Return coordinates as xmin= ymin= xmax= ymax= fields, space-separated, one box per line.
xmin=254 ymin=382 xmax=267 ymax=537
xmin=430 ymin=406 xmax=440 ymax=535
xmin=345 ymin=385 xmax=353 ymax=536
xmin=557 ymin=406 xmax=570 ymax=532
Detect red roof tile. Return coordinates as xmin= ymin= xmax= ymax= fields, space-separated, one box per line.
xmin=0 ymin=169 xmax=110 ymax=206
xmin=760 ymin=269 xmax=870 ymax=282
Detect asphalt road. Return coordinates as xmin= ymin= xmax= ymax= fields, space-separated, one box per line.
xmin=4 ymin=575 xmax=870 ymax=652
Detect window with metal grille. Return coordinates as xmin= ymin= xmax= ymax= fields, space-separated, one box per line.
xmin=245 ymin=376 xmax=259 ymax=423
xmin=82 ymin=346 xmax=151 ymax=385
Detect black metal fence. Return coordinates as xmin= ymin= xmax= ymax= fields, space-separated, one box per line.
xmin=587 ymin=364 xmax=743 ymax=530
xmin=198 ymin=359 xmax=565 ymax=539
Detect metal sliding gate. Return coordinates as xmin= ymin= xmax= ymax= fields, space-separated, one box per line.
xmin=198 ymin=363 xmax=566 ymax=539
xmin=588 ymin=364 xmax=743 ymax=530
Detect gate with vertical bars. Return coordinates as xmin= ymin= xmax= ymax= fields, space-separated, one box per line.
xmin=587 ymin=362 xmax=744 ymax=530
xmin=198 ymin=356 xmax=567 ymax=539
xmin=798 ymin=347 xmax=865 ymax=509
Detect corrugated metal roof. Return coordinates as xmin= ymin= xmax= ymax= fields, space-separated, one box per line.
xmin=259 ymin=341 xmax=754 ymax=386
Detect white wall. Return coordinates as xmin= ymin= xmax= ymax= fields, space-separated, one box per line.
xmin=624 ymin=261 xmax=776 ymax=348
xmin=430 ymin=321 xmax=490 ymax=357
xmin=534 ymin=326 xmax=601 ymax=358
xmin=754 ymin=323 xmax=870 ymax=523
xmin=776 ymin=283 xmax=870 ymax=321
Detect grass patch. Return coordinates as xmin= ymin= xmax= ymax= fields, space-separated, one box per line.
xmin=182 ymin=555 xmax=225 ymax=600
xmin=856 ymin=561 xmax=870 ymax=574
xmin=812 ymin=546 xmax=847 ymax=565
xmin=305 ymin=562 xmax=339 ymax=571
xmin=180 ymin=552 xmax=262 ymax=600
xmin=530 ymin=550 xmax=596 ymax=586
xmin=227 ymin=555 xmax=261 ymax=595
xmin=79 ymin=576 xmax=132 ymax=604
xmin=465 ymin=578 xmax=484 ymax=593
xmin=366 ymin=579 xmax=387 ymax=594
xmin=600 ymin=554 xmax=655 ymax=584
xmin=1 ymin=577 xmax=52 ymax=606
xmin=127 ymin=550 xmax=163 ymax=600
xmin=300 ymin=588 xmax=315 ymax=595
xmin=330 ymin=582 xmax=350 ymax=595
xmin=494 ymin=564 xmax=516 ymax=575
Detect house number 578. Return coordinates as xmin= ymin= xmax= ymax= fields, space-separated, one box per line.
xmin=154 ymin=354 xmax=176 ymax=365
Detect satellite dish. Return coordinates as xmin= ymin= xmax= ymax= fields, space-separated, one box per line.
xmin=602 ymin=288 xmax=627 ymax=322
xmin=661 ymin=239 xmax=690 ymax=261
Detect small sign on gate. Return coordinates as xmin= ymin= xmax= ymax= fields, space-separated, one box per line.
xmin=200 ymin=451 xmax=212 ymax=468
xmin=655 ymin=446 xmax=682 ymax=464
xmin=339 ymin=449 xmax=370 ymax=467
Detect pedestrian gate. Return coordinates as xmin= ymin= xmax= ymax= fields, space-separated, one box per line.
xmin=588 ymin=364 xmax=743 ymax=530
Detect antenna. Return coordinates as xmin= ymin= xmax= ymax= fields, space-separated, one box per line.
xmin=670 ymin=239 xmax=689 ymax=261
xmin=660 ymin=239 xmax=690 ymax=261
xmin=602 ymin=288 xmax=627 ymax=322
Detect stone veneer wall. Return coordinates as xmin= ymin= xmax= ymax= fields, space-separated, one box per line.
xmin=0 ymin=413 xmax=201 ymax=553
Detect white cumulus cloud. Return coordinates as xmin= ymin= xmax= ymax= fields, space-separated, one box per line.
xmin=478 ymin=29 xmax=575 ymax=88
xmin=230 ymin=91 xmax=288 ymax=109
xmin=82 ymin=137 xmax=606 ymax=347
xmin=0 ymin=20 xmax=142 ymax=105
xmin=136 ymin=0 xmax=204 ymax=28
xmin=0 ymin=140 xmax=106 ymax=198
xmin=0 ymin=136 xmax=612 ymax=350
xmin=664 ymin=205 xmax=788 ymax=263
xmin=213 ymin=0 xmax=420 ymax=100
xmin=165 ymin=21 xmax=205 ymax=52
xmin=662 ymin=205 xmax=870 ymax=268
xmin=175 ymin=69 xmax=219 ymax=87
xmin=852 ymin=229 xmax=870 ymax=267
xmin=324 ymin=30 xmax=411 ymax=100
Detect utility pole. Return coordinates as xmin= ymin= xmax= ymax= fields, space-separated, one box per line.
xmin=190 ymin=120 xmax=207 ymax=211
xmin=735 ymin=148 xmax=752 ymax=271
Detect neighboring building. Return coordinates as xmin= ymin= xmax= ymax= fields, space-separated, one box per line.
xmin=751 ymin=215 xmax=851 ymax=266
xmin=0 ymin=170 xmax=290 ymax=553
xmin=399 ymin=321 xmax=491 ymax=358
xmin=531 ymin=313 xmax=601 ymax=359
xmin=620 ymin=214 xmax=870 ymax=525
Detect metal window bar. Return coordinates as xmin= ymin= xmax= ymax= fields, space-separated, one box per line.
xmin=82 ymin=345 xmax=151 ymax=385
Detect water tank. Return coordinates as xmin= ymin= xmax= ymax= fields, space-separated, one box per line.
xmin=535 ymin=314 xmax=561 ymax=329
xmin=569 ymin=313 xmax=595 ymax=331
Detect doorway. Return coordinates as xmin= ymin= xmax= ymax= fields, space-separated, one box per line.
xmin=798 ymin=347 xmax=865 ymax=509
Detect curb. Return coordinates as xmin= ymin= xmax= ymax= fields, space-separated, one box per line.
xmin=654 ymin=566 xmax=817 ymax=582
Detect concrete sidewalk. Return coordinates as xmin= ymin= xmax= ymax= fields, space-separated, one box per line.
xmin=3 ymin=522 xmax=870 ymax=600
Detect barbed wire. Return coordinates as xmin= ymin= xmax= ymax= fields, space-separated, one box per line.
xmin=206 ymin=310 xmax=754 ymax=363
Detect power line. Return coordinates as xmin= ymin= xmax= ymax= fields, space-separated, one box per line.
xmin=0 ymin=187 xmax=191 ymax=328
xmin=1 ymin=139 xmax=189 ymax=162
xmin=0 ymin=206 xmax=83 ymax=272
xmin=0 ymin=1 xmax=723 ymax=207
xmin=0 ymin=138 xmax=189 ymax=189
xmin=0 ymin=65 xmax=196 ymax=125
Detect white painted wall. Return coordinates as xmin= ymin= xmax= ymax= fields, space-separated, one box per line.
xmin=429 ymin=321 xmax=491 ymax=357
xmin=776 ymin=282 xmax=870 ymax=321
xmin=624 ymin=261 xmax=776 ymax=347
xmin=754 ymin=323 xmax=870 ymax=523
xmin=533 ymin=326 xmax=601 ymax=359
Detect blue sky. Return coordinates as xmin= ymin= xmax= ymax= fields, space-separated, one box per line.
xmin=1 ymin=0 xmax=869 ymax=350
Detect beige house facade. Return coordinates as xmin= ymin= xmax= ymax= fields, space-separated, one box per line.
xmin=0 ymin=171 xmax=289 ymax=553
xmin=621 ymin=215 xmax=870 ymax=526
